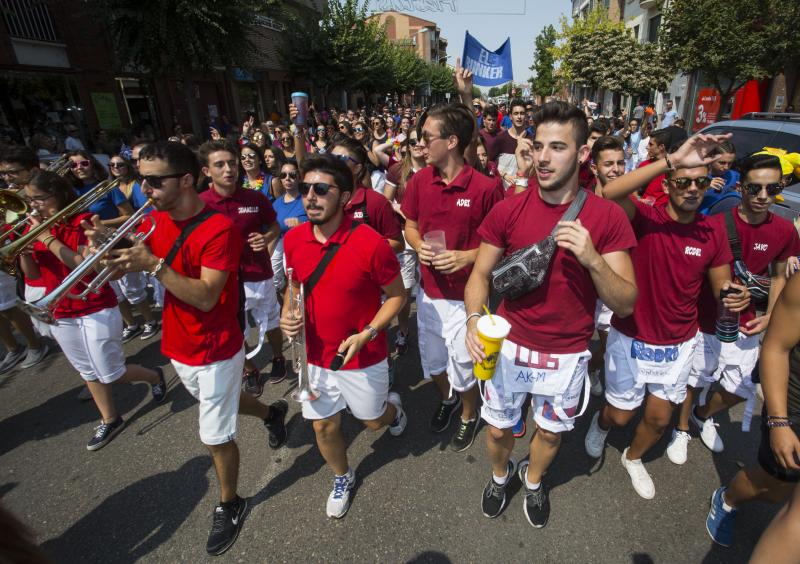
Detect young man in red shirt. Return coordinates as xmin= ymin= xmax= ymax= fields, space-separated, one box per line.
xmin=465 ymin=102 xmax=638 ymax=527
xmin=635 ymin=128 xmax=671 ymax=207
xmin=402 ymin=102 xmax=503 ymax=452
xmin=584 ymin=133 xmax=750 ymax=499
xmin=668 ymin=153 xmax=800 ymax=464
xmin=197 ymin=140 xmax=286 ymax=397
xmin=280 ymin=154 xmax=407 ymax=519
xmin=97 ymin=141 xmax=288 ymax=556
xmin=488 ymin=99 xmax=528 ymax=189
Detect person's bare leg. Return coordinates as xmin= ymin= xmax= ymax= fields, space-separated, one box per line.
xmin=118 ymin=301 xmax=137 ymax=327
xmin=724 ymin=466 xmax=795 ymax=508
xmin=133 ymin=300 xmax=156 ymax=323
xmin=677 ymin=387 xmax=698 ymax=430
xmin=0 ymin=316 xmax=21 ymax=353
xmin=266 ymin=328 xmax=284 ymax=357
xmin=431 ymin=372 xmax=450 ymax=399
xmin=312 ymin=413 xmax=348 ymax=475
xmin=362 ymin=403 xmax=397 ymax=431
xmin=695 ymin=388 xmax=745 ymax=420
xmin=487 ymin=426 xmax=514 ymax=477
xmin=206 ymin=441 xmax=240 ymax=503
xmin=238 ymin=391 xmax=269 ymax=419
xmin=2 ymin=308 xmax=41 ymax=349
xmin=627 ymin=395 xmax=674 ymax=460
xmin=461 ymin=385 xmax=480 ymax=421
xmin=749 ymin=483 xmax=800 ymax=564
xmin=86 ymin=380 xmax=117 ymax=421
xmin=527 ymin=428 xmax=561 ymax=484
xmin=598 ymin=403 xmax=636 ymax=431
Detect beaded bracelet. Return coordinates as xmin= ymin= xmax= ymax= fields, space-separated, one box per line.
xmin=767 ymin=419 xmax=793 ymax=428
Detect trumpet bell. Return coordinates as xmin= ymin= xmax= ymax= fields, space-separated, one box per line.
xmin=16 ymin=299 xmax=55 ymax=325
xmin=291 ymin=387 xmax=320 ymax=403
xmin=0 ymin=190 xmax=28 ymax=215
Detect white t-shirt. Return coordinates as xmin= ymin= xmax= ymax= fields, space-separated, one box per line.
xmin=65 ymin=135 xmax=85 ymax=151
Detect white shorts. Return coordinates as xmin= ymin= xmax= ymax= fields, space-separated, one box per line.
xmin=171 ymin=347 xmax=245 ymax=446
xmin=24 ymin=284 xmax=51 ymax=338
xmin=301 ymin=360 xmax=390 ymax=421
xmin=149 ymin=276 xmax=165 ymax=308
xmin=686 ymin=331 xmax=722 ymax=389
xmin=0 ymin=272 xmax=17 ymax=311
xmin=110 ymin=271 xmax=148 ymax=305
xmin=594 ymin=300 xmax=613 ymax=332
xmin=604 ymin=328 xmax=695 ymax=410
xmin=244 ymin=278 xmax=280 ymax=332
xmin=481 ymin=339 xmax=591 ymax=434
xmin=416 ymin=289 xmax=475 ymax=393
xmin=396 ymin=248 xmax=418 ymax=290
xmin=50 ymin=307 xmax=126 ymax=384
xmin=717 ymin=333 xmax=760 ymax=400
xmin=271 ymin=238 xmax=286 ymax=290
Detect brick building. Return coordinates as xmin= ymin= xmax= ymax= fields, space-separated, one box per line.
xmin=369 ymin=11 xmax=448 ymax=65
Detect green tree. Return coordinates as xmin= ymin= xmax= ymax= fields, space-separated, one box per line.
xmin=555 ymin=6 xmax=673 ymax=97
xmin=529 ymin=24 xmax=557 ymax=97
xmin=661 ymin=0 xmax=800 ymax=121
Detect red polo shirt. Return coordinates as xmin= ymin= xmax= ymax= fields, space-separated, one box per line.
xmin=343 ymin=186 xmax=402 ymax=241
xmin=200 ymin=185 xmax=277 ymax=282
xmin=145 ymin=208 xmax=244 ymax=366
xmin=637 ymin=159 xmax=668 ymax=206
xmin=283 ymin=219 xmax=400 ymax=369
xmin=401 ymin=164 xmax=502 ymax=300
xmin=25 ymin=213 xmax=117 ymax=319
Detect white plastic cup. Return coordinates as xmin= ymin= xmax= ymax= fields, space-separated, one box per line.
xmin=291 ymin=92 xmax=309 ymax=127
xmin=423 ymin=230 xmax=446 ymax=255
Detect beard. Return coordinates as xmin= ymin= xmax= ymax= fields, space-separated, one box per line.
xmin=538 ymin=158 xmax=579 ymax=192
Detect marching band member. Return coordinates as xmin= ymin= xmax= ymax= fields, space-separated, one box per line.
xmin=280 ymin=153 xmax=407 ymax=519
xmin=19 ymin=170 xmax=166 ymax=451
xmin=87 ymin=141 xmax=288 ymax=556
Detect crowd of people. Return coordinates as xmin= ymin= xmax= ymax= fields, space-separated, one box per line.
xmin=1 ymin=61 xmax=800 ymax=560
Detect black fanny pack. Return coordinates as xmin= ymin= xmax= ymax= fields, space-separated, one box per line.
xmin=491 ymin=190 xmax=587 ymax=300
xmin=725 ymin=210 xmax=771 ymax=309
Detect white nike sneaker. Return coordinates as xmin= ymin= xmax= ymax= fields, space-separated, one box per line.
xmin=585 ymin=411 xmax=609 ymax=458
xmin=588 ymin=369 xmax=604 ymax=397
xmin=387 ymin=392 xmax=407 ymax=436
xmin=690 ymin=410 xmax=724 ymax=453
xmin=621 ymin=448 xmax=655 ymax=499
xmin=666 ymin=429 xmax=691 ymax=465
xmin=326 ymin=469 xmax=356 ymax=518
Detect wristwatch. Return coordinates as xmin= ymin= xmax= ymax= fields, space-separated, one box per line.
xmin=363 ymin=324 xmax=378 ymax=341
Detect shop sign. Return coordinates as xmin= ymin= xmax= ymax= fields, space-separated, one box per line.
xmin=692 ymin=87 xmax=721 ymax=132
xmin=90 ymin=92 xmax=122 ymax=129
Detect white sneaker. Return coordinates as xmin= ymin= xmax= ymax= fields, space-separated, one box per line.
xmin=690 ymin=410 xmax=724 ymax=453
xmin=387 ymin=392 xmax=407 ymax=436
xmin=621 ymin=448 xmax=655 ymax=499
xmin=585 ymin=411 xmax=609 ymax=458
xmin=588 ymin=369 xmax=603 ymax=397
xmin=326 ymin=469 xmax=355 ymax=518
xmin=666 ymin=429 xmax=691 ymax=465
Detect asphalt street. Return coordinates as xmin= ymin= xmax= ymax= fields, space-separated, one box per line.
xmin=0 ymin=317 xmax=779 ymax=563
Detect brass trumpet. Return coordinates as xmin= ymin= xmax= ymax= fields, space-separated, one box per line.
xmin=0 ymin=190 xmax=29 ymax=225
xmin=44 ymin=155 xmax=72 ymax=176
xmin=0 ymin=177 xmax=122 ymax=275
xmin=286 ymin=267 xmax=319 ymax=402
xmin=16 ymin=199 xmax=156 ymax=325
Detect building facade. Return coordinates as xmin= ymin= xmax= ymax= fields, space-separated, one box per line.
xmin=369 ymin=11 xmax=448 ymax=65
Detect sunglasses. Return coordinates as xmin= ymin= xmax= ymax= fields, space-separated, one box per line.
xmin=743 ymin=182 xmax=783 ymax=197
xmin=108 ymin=161 xmax=127 ymax=168
xmin=21 ymin=194 xmax=53 ymax=204
xmin=299 ymin=182 xmax=338 ymax=197
xmin=353 ymin=127 xmax=365 ymax=133
xmin=142 ymin=172 xmax=187 ymax=188
xmin=331 ymin=153 xmax=360 ymax=165
xmin=279 ymin=171 xmax=298 ymax=180
xmin=240 ymin=153 xmax=258 ymax=161
xmin=671 ymin=176 xmax=712 ymax=190
xmin=0 ymin=168 xmax=23 ymax=177
xmin=70 ymin=160 xmax=91 ymax=169
xmin=408 ymin=138 xmax=418 ymax=147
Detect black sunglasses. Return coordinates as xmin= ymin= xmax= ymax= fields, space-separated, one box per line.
xmin=743 ymin=182 xmax=783 ymax=197
xmin=408 ymin=138 xmax=418 ymax=147
xmin=279 ymin=171 xmax=298 ymax=180
xmin=671 ymin=176 xmax=712 ymax=190
xmin=299 ymin=182 xmax=338 ymax=196
xmin=142 ymin=172 xmax=187 ymax=188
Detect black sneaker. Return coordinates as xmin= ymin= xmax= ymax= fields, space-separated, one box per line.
xmin=481 ymin=458 xmax=516 ymax=518
xmin=86 ymin=417 xmax=125 ymax=451
xmin=243 ymin=369 xmax=263 ymax=397
xmin=267 ymin=356 xmax=287 ymax=384
xmin=151 ymin=367 xmax=167 ymax=403
xmin=518 ymin=461 xmax=550 ymax=528
xmin=450 ymin=417 xmax=479 ymax=452
xmin=121 ymin=324 xmax=142 ymax=343
xmin=206 ymin=496 xmax=248 ymax=556
xmin=140 ymin=321 xmax=160 ymax=340
xmin=430 ymin=397 xmax=461 ymax=433
xmin=264 ymin=399 xmax=289 ymax=449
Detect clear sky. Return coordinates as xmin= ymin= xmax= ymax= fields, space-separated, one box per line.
xmin=368 ymin=0 xmax=570 ymax=90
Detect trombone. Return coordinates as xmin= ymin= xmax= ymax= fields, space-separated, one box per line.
xmin=44 ymin=155 xmax=72 ymax=176
xmin=286 ymin=267 xmax=319 ymax=402
xmin=0 ymin=177 xmax=122 ymax=275
xmin=16 ymin=198 xmax=156 ymax=325
xmin=0 ymin=189 xmax=29 ymax=226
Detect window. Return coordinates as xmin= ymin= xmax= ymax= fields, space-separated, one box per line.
xmin=770 ymin=131 xmax=800 ymax=154
xmin=253 ymin=15 xmax=285 ymax=32
xmin=632 ymin=25 xmax=640 ymax=41
xmin=702 ymin=127 xmax=776 ymax=160
xmin=648 ymin=14 xmax=661 ymax=43
xmin=0 ymin=0 xmax=59 ymax=43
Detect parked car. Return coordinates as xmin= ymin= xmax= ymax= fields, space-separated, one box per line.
xmin=699 ymin=113 xmax=800 ymax=222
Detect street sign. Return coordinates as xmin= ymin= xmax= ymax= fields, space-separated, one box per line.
xmin=445 ymin=92 xmax=451 ymax=100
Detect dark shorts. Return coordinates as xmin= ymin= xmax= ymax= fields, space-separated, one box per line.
xmin=758 ymin=410 xmax=800 ymax=483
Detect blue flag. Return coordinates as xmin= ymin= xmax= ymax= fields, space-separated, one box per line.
xmin=462 ymin=31 xmax=513 ymax=87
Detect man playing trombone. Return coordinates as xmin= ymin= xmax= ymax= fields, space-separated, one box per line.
xmin=280 ymin=154 xmax=407 ymax=519
xmin=83 ymin=141 xmax=288 ymax=556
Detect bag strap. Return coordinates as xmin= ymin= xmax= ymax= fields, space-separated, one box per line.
xmin=724 ymin=209 xmax=743 ymax=262
xmin=165 ymin=209 xmax=218 ymax=267
xmin=548 ymin=189 xmax=588 ymax=236
xmin=304 ymin=225 xmax=356 ymax=296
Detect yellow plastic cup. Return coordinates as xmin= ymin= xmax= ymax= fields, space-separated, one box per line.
xmin=474 ymin=314 xmax=511 ymax=381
